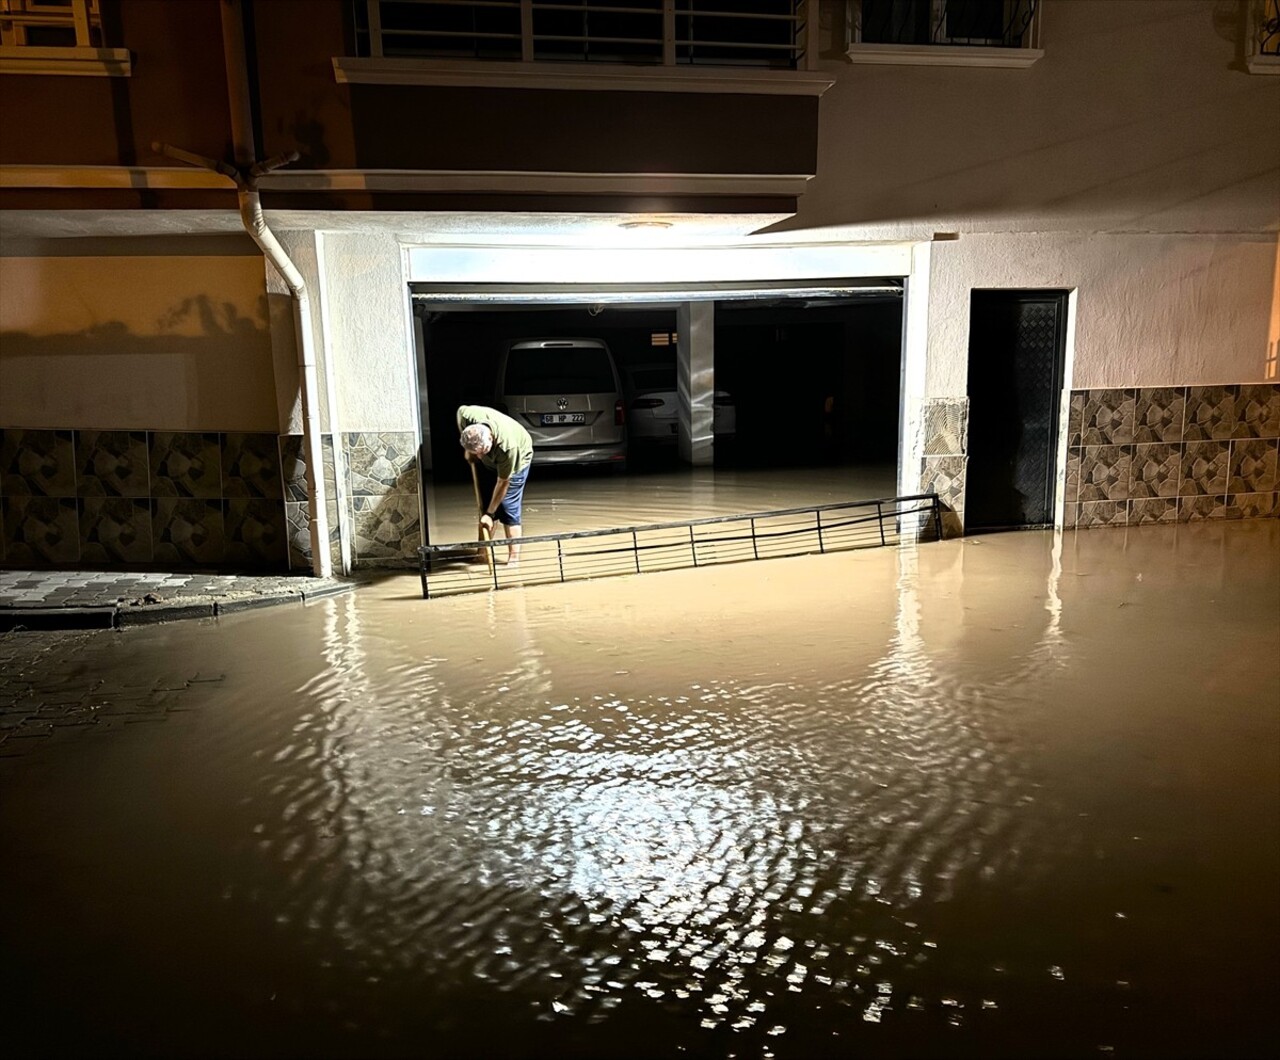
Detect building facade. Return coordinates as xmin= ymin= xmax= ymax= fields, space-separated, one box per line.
xmin=2 ymin=0 xmax=1277 ymax=574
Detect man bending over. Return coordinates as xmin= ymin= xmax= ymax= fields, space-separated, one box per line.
xmin=457 ymin=404 xmax=534 ymax=566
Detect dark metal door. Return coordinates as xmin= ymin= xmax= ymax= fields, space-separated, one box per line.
xmin=965 ymin=290 xmax=1067 ymax=529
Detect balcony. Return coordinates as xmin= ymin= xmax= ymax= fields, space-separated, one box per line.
xmin=0 ymin=0 xmax=131 ymax=76
xmin=332 ymin=0 xmax=832 ymax=95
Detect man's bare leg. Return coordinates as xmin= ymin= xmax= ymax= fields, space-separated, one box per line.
xmin=504 ymin=524 xmax=522 ymax=565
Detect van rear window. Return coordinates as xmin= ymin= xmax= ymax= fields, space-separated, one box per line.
xmin=504 ymin=348 xmax=615 ymax=395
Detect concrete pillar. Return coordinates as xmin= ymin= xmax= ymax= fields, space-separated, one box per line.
xmin=677 ymin=301 xmax=715 ymax=466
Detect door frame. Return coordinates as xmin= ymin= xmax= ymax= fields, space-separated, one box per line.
xmin=965 ymin=287 xmax=1072 ymax=530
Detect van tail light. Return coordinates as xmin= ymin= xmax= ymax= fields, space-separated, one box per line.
xmin=630 ymin=398 xmax=663 ymax=410
xmin=615 ymin=399 xmax=626 ymax=426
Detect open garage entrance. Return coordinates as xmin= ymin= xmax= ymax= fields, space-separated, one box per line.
xmin=411 ymin=285 xmax=904 ymax=546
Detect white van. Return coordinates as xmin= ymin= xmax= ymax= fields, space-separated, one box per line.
xmin=495 ymin=338 xmax=628 ymax=469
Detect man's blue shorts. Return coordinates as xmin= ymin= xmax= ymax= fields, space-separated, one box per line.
xmin=479 ymin=464 xmax=530 ymax=526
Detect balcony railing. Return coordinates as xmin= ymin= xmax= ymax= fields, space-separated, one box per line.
xmin=352 ymin=0 xmax=821 ymax=70
xmin=0 ymin=0 xmax=99 ymax=47
xmin=1247 ymin=0 xmax=1279 ymax=72
xmin=0 ymin=0 xmax=129 ymax=75
xmin=1255 ymin=0 xmax=1279 ymax=55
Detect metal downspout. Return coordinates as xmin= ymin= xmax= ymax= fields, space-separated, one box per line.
xmin=220 ymin=0 xmax=331 ymax=577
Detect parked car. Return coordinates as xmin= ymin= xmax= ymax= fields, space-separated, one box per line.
xmin=495 ymin=338 xmax=628 ymax=469
xmin=623 ymin=362 xmax=737 ymax=449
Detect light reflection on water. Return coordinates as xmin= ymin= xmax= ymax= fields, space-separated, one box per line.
xmin=2 ymin=522 xmax=1277 ymax=1058
xmin=238 ymin=532 xmax=1080 ymax=1048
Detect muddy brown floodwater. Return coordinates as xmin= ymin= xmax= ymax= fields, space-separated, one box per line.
xmin=2 ymin=521 xmax=1277 ymax=1059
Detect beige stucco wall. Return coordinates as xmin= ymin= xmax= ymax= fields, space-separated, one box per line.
xmin=0 ymin=253 xmax=277 ymax=431
xmin=789 ymin=0 xmax=1280 ymax=401
xmin=922 ymin=231 xmax=1279 ymax=395
xmin=319 ymin=232 xmax=415 ymax=433
xmin=796 ymin=0 xmax=1279 ymax=239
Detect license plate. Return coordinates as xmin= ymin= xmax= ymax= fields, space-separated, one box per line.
xmin=541 ymin=413 xmax=585 ymax=425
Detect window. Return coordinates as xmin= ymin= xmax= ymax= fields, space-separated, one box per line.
xmin=859 ymin=0 xmax=1030 ymax=47
xmin=1247 ymin=0 xmax=1280 ymax=74
xmin=0 ymin=0 xmax=130 ymax=75
xmin=502 ymin=347 xmax=617 ymax=395
xmin=847 ymin=0 xmax=1042 ymax=67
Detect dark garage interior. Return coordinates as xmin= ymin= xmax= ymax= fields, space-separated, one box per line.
xmin=416 ymin=294 xmax=904 ymax=486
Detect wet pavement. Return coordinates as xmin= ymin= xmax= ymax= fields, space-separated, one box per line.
xmin=1 ymin=519 xmax=1277 ymax=1059
xmin=0 ymin=568 xmax=356 ymax=631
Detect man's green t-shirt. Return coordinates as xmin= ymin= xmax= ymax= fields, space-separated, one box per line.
xmin=456 ymin=405 xmax=534 ymax=479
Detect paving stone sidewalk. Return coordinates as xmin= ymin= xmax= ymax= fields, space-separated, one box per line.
xmin=0 ymin=628 xmax=228 ymax=758
xmin=0 ymin=569 xmax=358 ymax=632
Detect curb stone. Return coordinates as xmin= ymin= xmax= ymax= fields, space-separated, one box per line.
xmin=117 ymin=603 xmax=218 ymax=627
xmin=1 ymin=580 xmax=359 ymax=632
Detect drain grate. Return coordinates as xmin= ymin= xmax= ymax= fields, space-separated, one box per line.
xmin=418 ymin=493 xmax=942 ymax=598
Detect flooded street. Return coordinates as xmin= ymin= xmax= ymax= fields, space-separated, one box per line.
xmin=2 ymin=520 xmax=1277 ymax=1058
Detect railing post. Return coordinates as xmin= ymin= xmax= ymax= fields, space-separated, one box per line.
xmin=632 ymin=529 xmax=641 ymax=574
xmin=662 ymin=0 xmax=675 ymax=66
xmin=420 ymin=556 xmax=430 ymax=600
xmin=801 ymin=0 xmax=820 ymax=70
xmin=877 ymin=501 xmax=886 ymax=546
xmin=556 ymin=537 xmax=564 ymax=582
xmin=816 ymin=509 xmax=825 ymax=553
xmin=520 ymin=0 xmax=534 ymax=62
xmin=491 ymin=543 xmax=499 ymax=590
xmin=689 ymin=524 xmax=698 ymax=566
xmin=72 ymin=0 xmax=92 ymax=47
xmin=750 ymin=517 xmax=759 ymax=560
xmin=367 ymin=0 xmax=383 ymax=57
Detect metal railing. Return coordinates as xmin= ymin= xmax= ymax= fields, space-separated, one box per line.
xmin=0 ymin=0 xmax=101 ymax=47
xmin=354 ymin=0 xmax=821 ymax=70
xmin=1254 ymin=0 xmax=1280 ymax=57
xmin=852 ymin=0 xmax=1039 ymax=50
xmin=418 ymin=492 xmax=943 ymax=598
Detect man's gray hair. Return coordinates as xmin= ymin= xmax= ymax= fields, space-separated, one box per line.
xmin=460 ymin=423 xmax=492 ymax=454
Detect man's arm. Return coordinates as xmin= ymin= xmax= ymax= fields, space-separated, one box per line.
xmin=481 ymin=477 xmax=511 ymax=523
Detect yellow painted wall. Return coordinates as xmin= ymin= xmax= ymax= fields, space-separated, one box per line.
xmin=0 ymin=255 xmax=277 ymax=431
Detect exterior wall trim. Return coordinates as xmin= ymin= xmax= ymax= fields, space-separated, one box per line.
xmin=0 ymin=45 xmax=131 ymax=77
xmin=845 ymin=43 xmax=1043 ymax=68
xmin=256 ymin=170 xmax=814 ymax=197
xmin=331 ymin=56 xmax=835 ymax=96
xmin=1 ymin=166 xmax=812 ymax=198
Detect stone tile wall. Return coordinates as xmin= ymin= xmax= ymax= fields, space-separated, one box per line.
xmin=918 ymin=397 xmax=969 ymax=538
xmin=281 ymin=431 xmax=421 ymax=571
xmin=0 ymin=429 xmax=287 ymax=568
xmin=280 ymin=434 xmax=341 ymax=573
xmin=1065 ymin=384 xmax=1280 ymax=528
